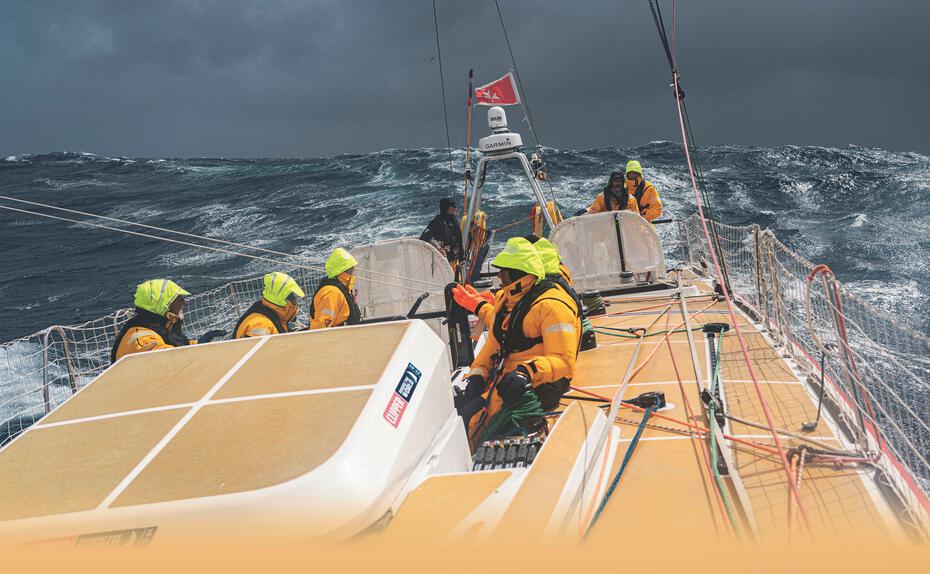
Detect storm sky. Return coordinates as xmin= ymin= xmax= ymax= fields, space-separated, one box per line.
xmin=2 ymin=0 xmax=928 ymax=158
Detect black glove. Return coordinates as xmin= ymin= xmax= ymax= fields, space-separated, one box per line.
xmin=573 ymin=208 xmax=588 ymax=217
xmin=463 ymin=375 xmax=488 ymax=401
xmin=198 ymin=329 xmax=227 ymax=344
xmin=497 ymin=367 xmax=532 ymax=404
xmin=457 ymin=396 xmax=486 ymax=428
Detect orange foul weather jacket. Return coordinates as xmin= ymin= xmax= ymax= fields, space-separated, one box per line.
xmin=628 ymin=179 xmax=663 ymax=222
xmin=586 ymin=189 xmax=639 ymax=214
xmin=309 ymin=273 xmax=362 ymax=329
xmin=467 ymin=274 xmax=581 ymax=435
xmin=234 ymin=300 xmax=294 ymax=338
xmin=111 ymin=310 xmax=194 ymax=362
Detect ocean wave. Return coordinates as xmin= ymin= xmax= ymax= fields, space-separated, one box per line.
xmin=1 ymin=143 xmax=928 ymax=340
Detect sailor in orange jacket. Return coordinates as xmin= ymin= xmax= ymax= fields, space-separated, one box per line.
xmin=234 ymin=272 xmax=305 ymax=338
xmin=309 ymin=248 xmax=362 ymax=329
xmin=586 ymin=171 xmax=640 ymax=214
xmin=110 ymin=279 xmax=225 ymax=363
xmin=623 ymin=160 xmax=663 ymax=222
xmin=453 ymin=238 xmax=581 ymax=440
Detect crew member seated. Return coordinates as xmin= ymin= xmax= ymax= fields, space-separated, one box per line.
xmin=454 ymin=238 xmax=581 ymax=438
xmin=418 ymin=197 xmax=464 ymax=267
xmin=309 ymin=248 xmax=362 ymax=329
xmin=623 ymin=160 xmax=663 ymax=222
xmin=110 ymin=279 xmax=225 ymax=363
xmin=234 ymin=272 xmax=305 ymax=338
xmin=584 ymin=171 xmax=640 ymax=214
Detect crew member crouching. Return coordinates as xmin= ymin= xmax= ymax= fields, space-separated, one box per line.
xmin=310 ymin=247 xmax=362 ymax=329
xmin=455 ymin=237 xmax=581 ymax=439
xmin=234 ymin=272 xmax=305 ymax=338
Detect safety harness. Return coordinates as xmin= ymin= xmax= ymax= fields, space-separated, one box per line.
xmin=309 ymin=278 xmax=362 ymax=325
xmin=233 ymin=301 xmax=288 ymax=336
xmin=492 ymin=279 xmax=556 ymax=359
xmin=110 ymin=308 xmax=191 ymax=364
xmin=631 ymin=179 xmax=655 ymax=217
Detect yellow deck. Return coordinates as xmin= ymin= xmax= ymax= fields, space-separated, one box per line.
xmin=384 ymin=289 xmax=904 ymax=545
xmin=577 ymin=294 xmax=898 ymax=544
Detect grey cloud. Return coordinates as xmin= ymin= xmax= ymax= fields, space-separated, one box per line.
xmin=1 ymin=0 xmax=928 ymax=157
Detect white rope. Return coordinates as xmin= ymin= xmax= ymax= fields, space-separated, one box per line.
xmin=0 ymin=195 xmax=447 ymax=290
xmin=0 ymin=203 xmax=443 ymax=296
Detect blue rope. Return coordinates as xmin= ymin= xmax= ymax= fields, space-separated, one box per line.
xmin=584 ymin=405 xmax=655 ymax=537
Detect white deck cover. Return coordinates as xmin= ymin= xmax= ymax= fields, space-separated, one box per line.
xmin=0 ymin=321 xmax=470 ymax=547
xmin=352 ymin=238 xmax=453 ymax=341
xmin=550 ymin=212 xmax=666 ymax=292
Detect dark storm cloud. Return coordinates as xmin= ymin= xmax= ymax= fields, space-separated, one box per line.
xmin=1 ymin=0 xmax=928 ymax=157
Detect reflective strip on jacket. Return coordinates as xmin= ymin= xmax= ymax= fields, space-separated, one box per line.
xmin=467 ymin=274 xmax=581 ymax=432
xmin=235 ymin=311 xmax=285 ymax=338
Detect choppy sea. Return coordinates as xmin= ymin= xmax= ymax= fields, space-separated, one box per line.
xmin=2 ymin=142 xmax=928 ymax=341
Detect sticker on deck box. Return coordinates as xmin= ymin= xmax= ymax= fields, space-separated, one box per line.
xmin=383 ymin=363 xmax=422 ymax=428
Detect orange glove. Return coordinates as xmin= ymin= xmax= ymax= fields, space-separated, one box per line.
xmin=465 ymin=284 xmax=495 ymax=304
xmin=452 ymin=284 xmax=484 ymax=313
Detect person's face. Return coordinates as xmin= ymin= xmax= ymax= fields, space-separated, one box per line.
xmin=610 ymin=177 xmax=624 ymax=191
xmin=498 ymin=269 xmax=514 ymax=286
xmin=446 ymin=204 xmax=457 ymax=216
xmin=167 ymin=296 xmax=185 ymax=321
xmin=283 ymin=293 xmax=301 ymax=323
xmin=626 ymin=172 xmax=641 ymax=184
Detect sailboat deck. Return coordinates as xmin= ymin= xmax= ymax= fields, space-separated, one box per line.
xmin=576 ymin=292 xmax=899 ymax=544
xmin=381 ymin=286 xmax=906 ymax=545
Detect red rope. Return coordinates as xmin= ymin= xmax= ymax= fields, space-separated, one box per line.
xmin=671 ymin=71 xmax=812 ymax=531
xmin=663 ymin=305 xmax=735 ymax=537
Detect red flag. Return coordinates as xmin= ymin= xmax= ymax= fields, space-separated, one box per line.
xmin=474 ymin=71 xmax=521 ymax=106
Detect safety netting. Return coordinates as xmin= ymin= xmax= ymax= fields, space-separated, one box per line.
xmin=0 ymin=266 xmax=324 ymax=446
xmin=679 ymin=214 xmax=930 ymax=529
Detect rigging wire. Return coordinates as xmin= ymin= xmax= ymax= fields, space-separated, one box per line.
xmin=0 ymin=194 xmax=446 ymax=289
xmin=493 ymin=0 xmax=557 ymax=203
xmin=0 ymin=202 xmax=445 ymax=295
xmin=646 ymin=0 xmax=813 ymax=531
xmin=647 ymin=0 xmax=730 ymax=292
xmin=432 ymin=0 xmax=456 ymax=194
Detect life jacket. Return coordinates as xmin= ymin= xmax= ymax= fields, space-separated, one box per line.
xmin=546 ymin=273 xmax=582 ymax=320
xmin=492 ymin=279 xmax=561 ymax=357
xmin=110 ymin=309 xmax=190 ymax=364
xmin=309 ymin=277 xmax=362 ymax=325
xmin=233 ymin=300 xmax=287 ymax=336
xmin=630 ymin=179 xmax=650 ymax=214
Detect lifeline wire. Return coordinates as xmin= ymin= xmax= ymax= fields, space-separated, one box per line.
xmin=0 ymin=203 xmax=445 ymax=296
xmin=650 ymin=0 xmax=813 ymax=530
xmin=0 ymin=194 xmax=447 ymax=290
